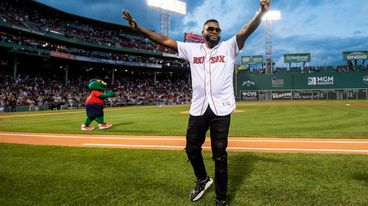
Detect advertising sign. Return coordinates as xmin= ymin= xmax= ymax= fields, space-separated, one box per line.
xmin=284 ymin=53 xmax=311 ymax=63
xmin=242 ymin=91 xmax=258 ymax=101
xmin=184 ymin=32 xmax=204 ymax=43
xmin=241 ymin=55 xmax=263 ymax=65
xmin=342 ymin=51 xmax=368 ymax=60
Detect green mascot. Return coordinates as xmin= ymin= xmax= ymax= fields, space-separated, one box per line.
xmin=81 ymin=79 xmax=115 ymax=130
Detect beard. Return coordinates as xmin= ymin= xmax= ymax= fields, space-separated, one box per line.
xmin=204 ymin=34 xmax=220 ymax=48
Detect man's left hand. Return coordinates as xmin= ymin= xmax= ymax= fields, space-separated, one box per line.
xmin=260 ymin=0 xmax=270 ymax=13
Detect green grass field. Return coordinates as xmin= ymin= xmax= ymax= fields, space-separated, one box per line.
xmin=1 ymin=144 xmax=367 ymax=206
xmin=1 ymin=100 xmax=368 ymax=205
xmin=0 ymin=100 xmax=367 ymax=138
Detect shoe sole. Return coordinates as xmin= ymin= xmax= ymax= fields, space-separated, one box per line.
xmin=99 ymin=123 xmax=112 ymax=130
xmin=190 ymin=178 xmax=213 ymax=202
xmin=81 ymin=127 xmax=95 ymax=131
xmin=99 ymin=126 xmax=112 ymax=130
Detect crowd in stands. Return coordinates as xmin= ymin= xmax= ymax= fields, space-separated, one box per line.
xmin=0 ymin=0 xmax=176 ymax=54
xmin=0 ymin=33 xmax=189 ymax=68
xmin=0 ymin=70 xmax=192 ymax=112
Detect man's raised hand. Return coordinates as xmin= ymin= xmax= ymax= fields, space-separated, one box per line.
xmin=260 ymin=0 xmax=270 ymax=13
xmin=122 ymin=9 xmax=138 ymax=31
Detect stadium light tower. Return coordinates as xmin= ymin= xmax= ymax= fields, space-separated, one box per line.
xmin=262 ymin=10 xmax=281 ymax=74
xmin=147 ymin=0 xmax=186 ymax=37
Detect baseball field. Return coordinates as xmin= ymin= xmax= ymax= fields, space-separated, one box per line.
xmin=1 ymin=100 xmax=368 ymax=205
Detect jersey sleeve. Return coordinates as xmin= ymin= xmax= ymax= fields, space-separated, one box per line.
xmin=177 ymin=41 xmax=191 ymax=61
xmin=226 ymin=35 xmax=240 ymax=59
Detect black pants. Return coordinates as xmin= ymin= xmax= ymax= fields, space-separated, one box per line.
xmin=185 ymin=106 xmax=230 ymax=201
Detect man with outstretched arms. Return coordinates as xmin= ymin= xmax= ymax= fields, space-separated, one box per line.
xmin=122 ymin=1 xmax=270 ymax=205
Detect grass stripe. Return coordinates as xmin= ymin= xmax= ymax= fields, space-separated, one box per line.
xmin=1 ymin=143 xmax=368 ymax=205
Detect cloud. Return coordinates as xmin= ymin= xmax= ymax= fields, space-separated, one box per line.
xmin=237 ymin=0 xmax=368 ymax=67
xmin=354 ymin=31 xmax=362 ymax=36
xmin=269 ymin=35 xmax=368 ymax=66
xmin=363 ymin=3 xmax=368 ymax=11
xmin=35 ymin=0 xmax=367 ymax=67
xmin=36 ymin=0 xmax=156 ymax=27
xmin=272 ymin=0 xmax=367 ymax=38
xmin=179 ymin=0 xmax=258 ymax=38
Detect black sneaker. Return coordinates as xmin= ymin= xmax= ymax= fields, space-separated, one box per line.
xmin=189 ymin=176 xmax=213 ymax=201
xmin=216 ymin=199 xmax=229 ymax=206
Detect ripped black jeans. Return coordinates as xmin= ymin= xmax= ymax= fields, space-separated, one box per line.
xmin=185 ymin=106 xmax=230 ymax=201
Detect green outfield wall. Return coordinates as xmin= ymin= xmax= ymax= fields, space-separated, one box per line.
xmin=236 ymin=71 xmax=368 ymax=100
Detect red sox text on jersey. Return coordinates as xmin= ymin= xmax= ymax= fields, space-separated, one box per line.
xmin=193 ymin=55 xmax=225 ymax=64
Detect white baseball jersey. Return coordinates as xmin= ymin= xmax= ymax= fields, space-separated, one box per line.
xmin=178 ymin=36 xmax=240 ymax=116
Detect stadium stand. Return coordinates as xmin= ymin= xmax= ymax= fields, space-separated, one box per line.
xmin=0 ymin=0 xmax=191 ymax=112
xmin=0 ymin=69 xmax=191 ymax=111
xmin=0 ymin=0 xmax=177 ymax=53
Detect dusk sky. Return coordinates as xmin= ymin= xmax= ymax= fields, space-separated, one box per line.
xmin=36 ymin=0 xmax=368 ymax=67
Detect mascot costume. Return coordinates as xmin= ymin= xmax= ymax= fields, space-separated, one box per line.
xmin=81 ymin=79 xmax=115 ymax=130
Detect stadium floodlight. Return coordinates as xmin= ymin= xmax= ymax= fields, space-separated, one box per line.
xmin=148 ymin=0 xmax=187 ymax=36
xmin=147 ymin=0 xmax=187 ymax=14
xmin=262 ymin=10 xmax=281 ymax=74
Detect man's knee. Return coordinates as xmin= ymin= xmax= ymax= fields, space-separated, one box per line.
xmin=185 ymin=145 xmax=202 ymax=159
xmin=212 ymin=138 xmax=227 ymax=157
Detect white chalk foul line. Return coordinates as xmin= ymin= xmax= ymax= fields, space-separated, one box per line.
xmin=0 ymin=133 xmax=184 ymax=141
xmin=1 ymin=132 xmax=368 ymax=144
xmin=84 ymin=144 xmax=185 ymax=149
xmin=227 ymin=147 xmax=368 ymax=153
xmin=83 ymin=144 xmax=368 ymax=153
xmin=229 ymin=139 xmax=368 ymax=144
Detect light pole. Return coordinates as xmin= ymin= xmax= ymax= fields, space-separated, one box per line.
xmin=147 ymin=0 xmax=186 ymax=36
xmin=262 ymin=10 xmax=281 ymax=74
